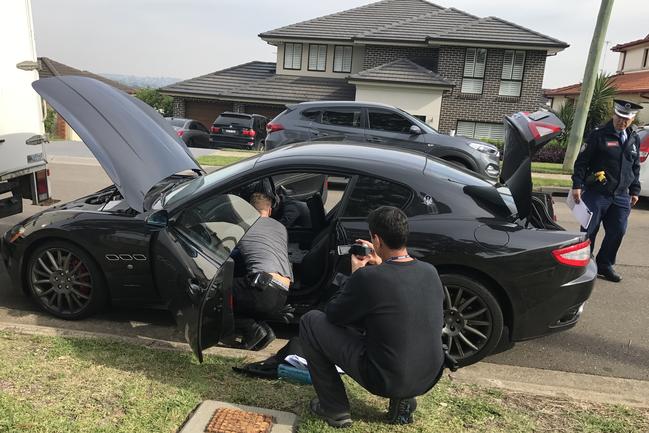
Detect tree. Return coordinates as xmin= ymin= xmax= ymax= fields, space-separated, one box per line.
xmin=556 ymin=73 xmax=616 ymax=146
xmin=134 ymin=88 xmax=173 ymax=117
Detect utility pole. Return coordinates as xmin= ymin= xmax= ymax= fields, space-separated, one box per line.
xmin=562 ymin=0 xmax=615 ymax=172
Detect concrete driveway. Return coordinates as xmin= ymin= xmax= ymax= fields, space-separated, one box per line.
xmin=1 ymin=160 xmax=648 ymax=381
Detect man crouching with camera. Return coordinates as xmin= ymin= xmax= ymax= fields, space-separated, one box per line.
xmin=299 ymin=206 xmax=445 ymax=428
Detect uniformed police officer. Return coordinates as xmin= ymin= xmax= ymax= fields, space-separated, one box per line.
xmin=571 ymin=99 xmax=643 ymax=282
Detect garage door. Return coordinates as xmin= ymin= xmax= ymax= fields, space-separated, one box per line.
xmin=185 ymin=100 xmax=233 ymax=129
xmin=244 ymin=104 xmax=286 ymax=121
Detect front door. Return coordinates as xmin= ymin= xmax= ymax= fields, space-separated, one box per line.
xmin=152 ymin=193 xmax=260 ymax=362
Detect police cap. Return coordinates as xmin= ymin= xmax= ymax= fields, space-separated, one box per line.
xmin=613 ymin=99 xmax=643 ymax=119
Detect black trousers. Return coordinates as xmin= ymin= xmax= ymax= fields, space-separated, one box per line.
xmin=299 ymin=310 xmax=371 ymax=414
xmin=233 ymin=276 xmax=287 ymax=318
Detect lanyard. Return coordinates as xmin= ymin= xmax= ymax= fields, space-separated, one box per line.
xmin=385 ymin=254 xmax=411 ymax=262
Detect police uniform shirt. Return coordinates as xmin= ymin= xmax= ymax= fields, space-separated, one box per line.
xmin=571 ymin=121 xmax=641 ymax=197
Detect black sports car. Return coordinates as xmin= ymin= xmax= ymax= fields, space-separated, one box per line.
xmin=1 ymin=77 xmax=596 ymax=366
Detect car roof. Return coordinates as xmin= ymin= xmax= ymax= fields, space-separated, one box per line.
xmin=218 ymin=112 xmax=254 ymax=118
xmin=258 ymin=141 xmax=427 ymax=172
xmin=288 ymin=100 xmax=397 ymax=110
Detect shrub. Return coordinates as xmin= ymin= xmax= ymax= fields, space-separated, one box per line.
xmin=134 ymin=88 xmax=173 ymax=117
xmin=533 ymin=140 xmax=566 ymax=163
xmin=43 ymin=107 xmax=57 ymax=138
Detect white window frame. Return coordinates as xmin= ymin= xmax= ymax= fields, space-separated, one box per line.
xmin=499 ymin=50 xmax=526 ymax=97
xmin=283 ymin=43 xmax=302 ymax=70
xmin=308 ymin=44 xmax=327 ymax=72
xmin=461 ymin=48 xmax=487 ymax=94
xmin=333 ymin=46 xmax=353 ymax=73
xmin=456 ymin=121 xmax=505 ymax=141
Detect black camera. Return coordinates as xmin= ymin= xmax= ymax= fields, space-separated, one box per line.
xmin=337 ymin=244 xmax=373 ymax=257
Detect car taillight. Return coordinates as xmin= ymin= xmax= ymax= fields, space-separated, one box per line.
xmin=552 ymin=240 xmax=591 ymax=267
xmin=639 ymin=135 xmax=649 ymax=163
xmin=211 ymin=126 xmax=221 ymax=133
xmin=177 ymin=130 xmax=184 ymax=137
xmin=267 ymin=122 xmax=284 ymax=134
xmin=242 ymin=128 xmax=256 ymax=137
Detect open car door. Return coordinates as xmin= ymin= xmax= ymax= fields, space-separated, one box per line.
xmin=150 ymin=194 xmax=260 ymax=362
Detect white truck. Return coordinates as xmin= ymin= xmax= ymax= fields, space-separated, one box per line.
xmin=0 ymin=0 xmax=52 ymax=218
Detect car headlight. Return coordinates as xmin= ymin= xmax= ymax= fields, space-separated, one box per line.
xmin=469 ymin=142 xmax=500 ymax=157
xmin=6 ymin=226 xmax=26 ymax=244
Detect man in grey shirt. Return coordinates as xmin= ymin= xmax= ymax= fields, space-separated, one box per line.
xmin=233 ymin=192 xmax=293 ymax=350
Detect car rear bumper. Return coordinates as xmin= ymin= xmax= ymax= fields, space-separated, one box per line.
xmin=511 ymin=259 xmax=597 ymax=341
xmin=209 ymin=135 xmax=257 ymax=149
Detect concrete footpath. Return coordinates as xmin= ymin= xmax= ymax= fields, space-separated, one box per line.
xmin=2 ymin=320 xmax=647 ymax=410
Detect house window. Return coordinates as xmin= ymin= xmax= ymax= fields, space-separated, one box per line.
xmin=308 ymin=44 xmax=327 ymax=71
xmin=461 ymin=48 xmax=487 ymax=94
xmin=456 ymin=121 xmax=504 ymax=141
xmin=643 ymin=48 xmax=648 ymax=69
xmin=284 ymin=43 xmax=302 ymax=70
xmin=499 ymin=50 xmax=526 ymax=97
xmin=333 ymin=46 xmax=353 ymax=73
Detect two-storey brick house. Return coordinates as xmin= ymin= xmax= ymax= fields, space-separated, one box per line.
xmin=162 ymin=0 xmax=567 ymax=140
xmin=546 ymin=34 xmax=649 ymax=126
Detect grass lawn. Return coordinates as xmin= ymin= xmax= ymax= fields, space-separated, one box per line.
xmin=1 ymin=332 xmax=647 ymax=433
xmin=531 ymin=162 xmax=572 ymax=175
xmin=532 ymin=177 xmax=573 ymax=188
xmin=196 ymin=155 xmax=250 ymax=166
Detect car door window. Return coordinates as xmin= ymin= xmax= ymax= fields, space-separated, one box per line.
xmin=195 ymin=122 xmax=209 ymax=133
xmin=174 ymin=194 xmax=260 ymax=261
xmin=343 ymin=176 xmax=412 ymax=218
xmin=321 ymin=108 xmax=362 ymax=128
xmin=188 ymin=122 xmax=199 ymax=130
xmin=368 ymin=110 xmax=413 ymax=134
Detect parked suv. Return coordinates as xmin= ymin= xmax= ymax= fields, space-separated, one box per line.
xmin=266 ymin=101 xmax=500 ymax=178
xmin=210 ymin=112 xmax=268 ymax=150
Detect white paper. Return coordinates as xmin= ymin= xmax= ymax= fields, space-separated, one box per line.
xmin=284 ymin=354 xmax=344 ymax=374
xmin=566 ymin=192 xmax=593 ymax=229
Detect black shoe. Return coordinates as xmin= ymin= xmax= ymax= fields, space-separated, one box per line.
xmin=240 ymin=321 xmax=268 ymax=350
xmin=387 ymin=397 xmax=417 ymax=424
xmin=251 ymin=322 xmax=276 ymax=351
xmin=310 ymin=398 xmax=352 ymax=428
xmin=597 ymin=266 xmax=622 ymax=283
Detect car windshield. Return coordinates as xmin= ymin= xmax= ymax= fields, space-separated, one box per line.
xmin=163 ymin=157 xmax=258 ymax=207
xmin=214 ymin=115 xmax=252 ymax=127
xmin=174 ymin=194 xmax=260 ymax=262
xmin=396 ymin=108 xmax=439 ymax=134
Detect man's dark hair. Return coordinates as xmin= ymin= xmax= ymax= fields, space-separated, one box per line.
xmin=368 ymin=206 xmax=409 ymax=249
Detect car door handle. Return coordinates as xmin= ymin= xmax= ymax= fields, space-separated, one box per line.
xmin=367 ymin=137 xmax=383 ymax=143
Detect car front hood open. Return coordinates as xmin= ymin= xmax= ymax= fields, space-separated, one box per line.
xmin=33 ymin=76 xmax=202 ymax=212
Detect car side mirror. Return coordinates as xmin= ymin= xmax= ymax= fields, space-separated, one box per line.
xmin=146 ymin=210 xmax=169 ymax=230
xmin=409 ymin=125 xmax=423 ymax=135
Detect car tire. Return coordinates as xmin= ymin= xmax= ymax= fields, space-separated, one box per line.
xmin=439 ymin=273 xmax=504 ymax=367
xmin=25 ymin=240 xmax=108 ymax=320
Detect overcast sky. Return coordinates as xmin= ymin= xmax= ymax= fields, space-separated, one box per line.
xmin=31 ymin=0 xmax=648 ymax=89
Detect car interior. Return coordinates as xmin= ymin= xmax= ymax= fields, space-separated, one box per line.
xmin=227 ymin=171 xmax=352 ymax=310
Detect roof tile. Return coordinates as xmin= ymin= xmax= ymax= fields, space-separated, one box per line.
xmin=349 ymin=58 xmax=452 ymax=86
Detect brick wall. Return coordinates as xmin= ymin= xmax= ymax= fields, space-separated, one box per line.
xmin=172 ymin=97 xmax=186 ymax=118
xmin=437 ymin=46 xmax=547 ymax=134
xmin=363 ymin=45 xmax=439 ymax=71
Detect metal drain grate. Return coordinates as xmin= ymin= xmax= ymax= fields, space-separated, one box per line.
xmin=205 ymin=407 xmax=274 ymax=433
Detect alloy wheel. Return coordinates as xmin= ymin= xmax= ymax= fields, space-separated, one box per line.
xmin=442 ymin=283 xmax=493 ymax=360
xmin=29 ymin=247 xmax=93 ymax=315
